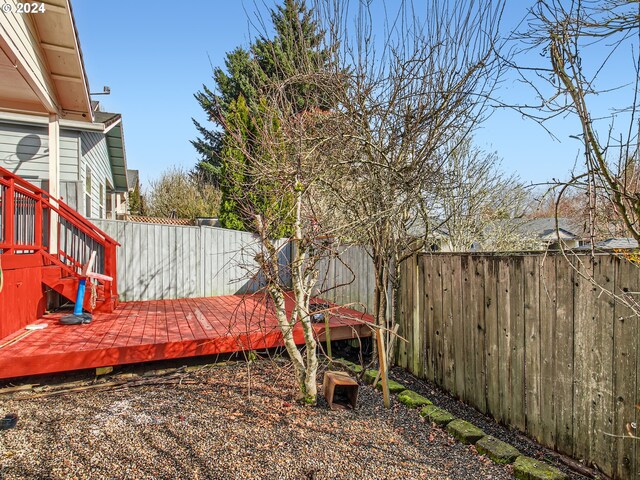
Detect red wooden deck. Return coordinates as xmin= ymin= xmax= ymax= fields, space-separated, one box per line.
xmin=0 ymin=294 xmax=372 ymax=380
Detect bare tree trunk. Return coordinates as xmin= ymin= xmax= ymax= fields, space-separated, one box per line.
xmin=387 ymin=254 xmax=401 ymax=367
xmin=266 ymin=282 xmax=308 ymax=395
xmin=371 ymin=250 xmax=385 ymax=359
xmin=256 ymin=207 xmax=318 ymax=404
xmin=289 ymin=186 xmax=318 ymax=403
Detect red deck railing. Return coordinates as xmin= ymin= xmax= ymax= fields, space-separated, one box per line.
xmin=0 ymin=166 xmax=119 ymax=308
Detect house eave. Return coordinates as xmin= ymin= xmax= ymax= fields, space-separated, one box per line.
xmin=0 ymin=0 xmax=93 ymax=121
xmin=0 ymin=110 xmax=104 ymax=131
xmin=104 ymin=118 xmax=129 ymax=192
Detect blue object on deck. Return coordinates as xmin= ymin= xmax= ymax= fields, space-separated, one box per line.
xmin=74 ymin=278 xmax=86 ymax=315
xmin=59 ymin=278 xmax=92 ymax=325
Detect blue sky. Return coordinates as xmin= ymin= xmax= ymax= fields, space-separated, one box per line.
xmin=72 ymin=0 xmax=636 ymax=190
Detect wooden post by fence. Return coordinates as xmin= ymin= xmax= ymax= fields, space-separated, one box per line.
xmin=376 ymin=328 xmax=390 ymax=408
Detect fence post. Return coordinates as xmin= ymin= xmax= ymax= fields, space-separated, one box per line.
xmin=412 ymin=254 xmax=421 ymax=376
xmin=200 ymin=225 xmax=205 ymax=297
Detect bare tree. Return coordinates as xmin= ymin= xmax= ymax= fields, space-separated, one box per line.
xmin=510 ymin=2 xmax=640 ymax=458
xmin=217 ymin=58 xmax=349 ymax=404
xmin=435 ymin=137 xmax=535 ymax=252
xmin=505 ymin=0 xmax=640 ymax=320
xmin=512 ymin=0 xmax=640 ymax=245
xmin=315 ymin=0 xmax=506 ymax=359
xmin=146 ymin=167 xmax=221 ymax=220
xmin=213 ymin=0 xmax=505 ymax=399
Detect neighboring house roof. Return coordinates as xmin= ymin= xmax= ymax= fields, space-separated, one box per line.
xmin=95 ymin=111 xmax=129 ymax=192
xmin=483 ymin=217 xmax=585 ymax=243
xmin=595 ymin=238 xmax=639 ymax=249
xmin=0 ymin=0 xmax=92 ymax=121
xmin=94 ymin=111 xmax=121 ymax=128
xmin=429 ymin=216 xmax=587 ymax=252
xmin=127 ymin=169 xmax=139 ymax=191
xmin=411 ymin=216 xmax=585 ymax=243
xmin=514 ymin=217 xmax=586 ymax=242
xmin=405 ymin=215 xmax=449 ymax=239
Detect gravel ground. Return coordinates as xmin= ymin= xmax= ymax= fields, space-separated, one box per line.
xmin=389 ymin=366 xmax=589 ymax=480
xmin=0 ymin=359 xmax=514 ymax=480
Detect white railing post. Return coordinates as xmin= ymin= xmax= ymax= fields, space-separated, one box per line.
xmin=200 ymin=225 xmax=205 ymax=297
xmin=48 ymin=113 xmax=60 ymax=254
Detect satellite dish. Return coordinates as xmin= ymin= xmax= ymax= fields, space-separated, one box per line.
xmin=16 ymin=134 xmax=42 ymax=162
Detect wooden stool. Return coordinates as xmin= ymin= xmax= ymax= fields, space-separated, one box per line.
xmin=323 ymin=371 xmax=359 ymax=410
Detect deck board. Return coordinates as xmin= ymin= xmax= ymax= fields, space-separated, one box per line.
xmin=0 ymin=294 xmax=372 ymax=380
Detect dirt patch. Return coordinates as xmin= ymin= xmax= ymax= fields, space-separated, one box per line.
xmin=0 ymin=360 xmax=514 ymax=479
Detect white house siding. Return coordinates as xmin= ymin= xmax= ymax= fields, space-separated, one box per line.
xmin=80 ymin=131 xmax=114 ymax=219
xmin=0 ymin=4 xmax=57 ymax=111
xmin=0 ymin=121 xmax=80 ymax=186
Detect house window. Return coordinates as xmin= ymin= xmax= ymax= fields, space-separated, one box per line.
xmin=85 ymin=167 xmax=92 ymax=217
xmin=106 ymin=192 xmax=113 ymax=219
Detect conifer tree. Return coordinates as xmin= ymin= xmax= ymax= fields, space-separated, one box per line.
xmin=192 ymin=0 xmax=329 ymax=232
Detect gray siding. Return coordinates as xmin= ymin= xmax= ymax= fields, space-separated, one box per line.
xmin=0 ymin=121 xmax=80 ymax=186
xmin=0 ymin=120 xmax=119 ymax=220
xmin=80 ymin=131 xmax=113 ymax=218
xmin=91 ymin=220 xmax=292 ymax=302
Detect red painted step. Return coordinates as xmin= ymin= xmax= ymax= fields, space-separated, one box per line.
xmin=41 ymin=266 xmax=110 ymax=313
xmin=2 ymin=167 xmax=120 ymax=339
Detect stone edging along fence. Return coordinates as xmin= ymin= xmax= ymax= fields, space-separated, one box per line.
xmin=336 ymin=358 xmax=566 ymax=480
xmin=395 ymin=252 xmax=639 ymax=480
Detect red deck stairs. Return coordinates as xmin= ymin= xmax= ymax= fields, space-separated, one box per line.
xmin=0 ymin=167 xmax=119 ymax=338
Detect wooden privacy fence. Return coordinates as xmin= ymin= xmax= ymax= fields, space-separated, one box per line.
xmin=397 ymin=252 xmax=639 ymax=480
xmin=316 ymin=245 xmax=375 ymax=313
xmin=91 ymin=220 xmax=290 ymax=302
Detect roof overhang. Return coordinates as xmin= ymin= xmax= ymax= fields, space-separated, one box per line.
xmin=0 ymin=110 xmax=102 ymax=130
xmin=104 ymin=116 xmax=129 ymax=192
xmin=0 ymin=0 xmax=92 ymax=121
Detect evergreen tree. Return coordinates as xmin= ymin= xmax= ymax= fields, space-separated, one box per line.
xmin=128 ymin=181 xmax=144 ymax=216
xmin=192 ymin=48 xmax=258 ymax=185
xmin=217 ymin=95 xmax=251 ymax=231
xmin=191 ymin=0 xmax=330 ymax=232
xmin=252 ymin=0 xmax=329 ymax=113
